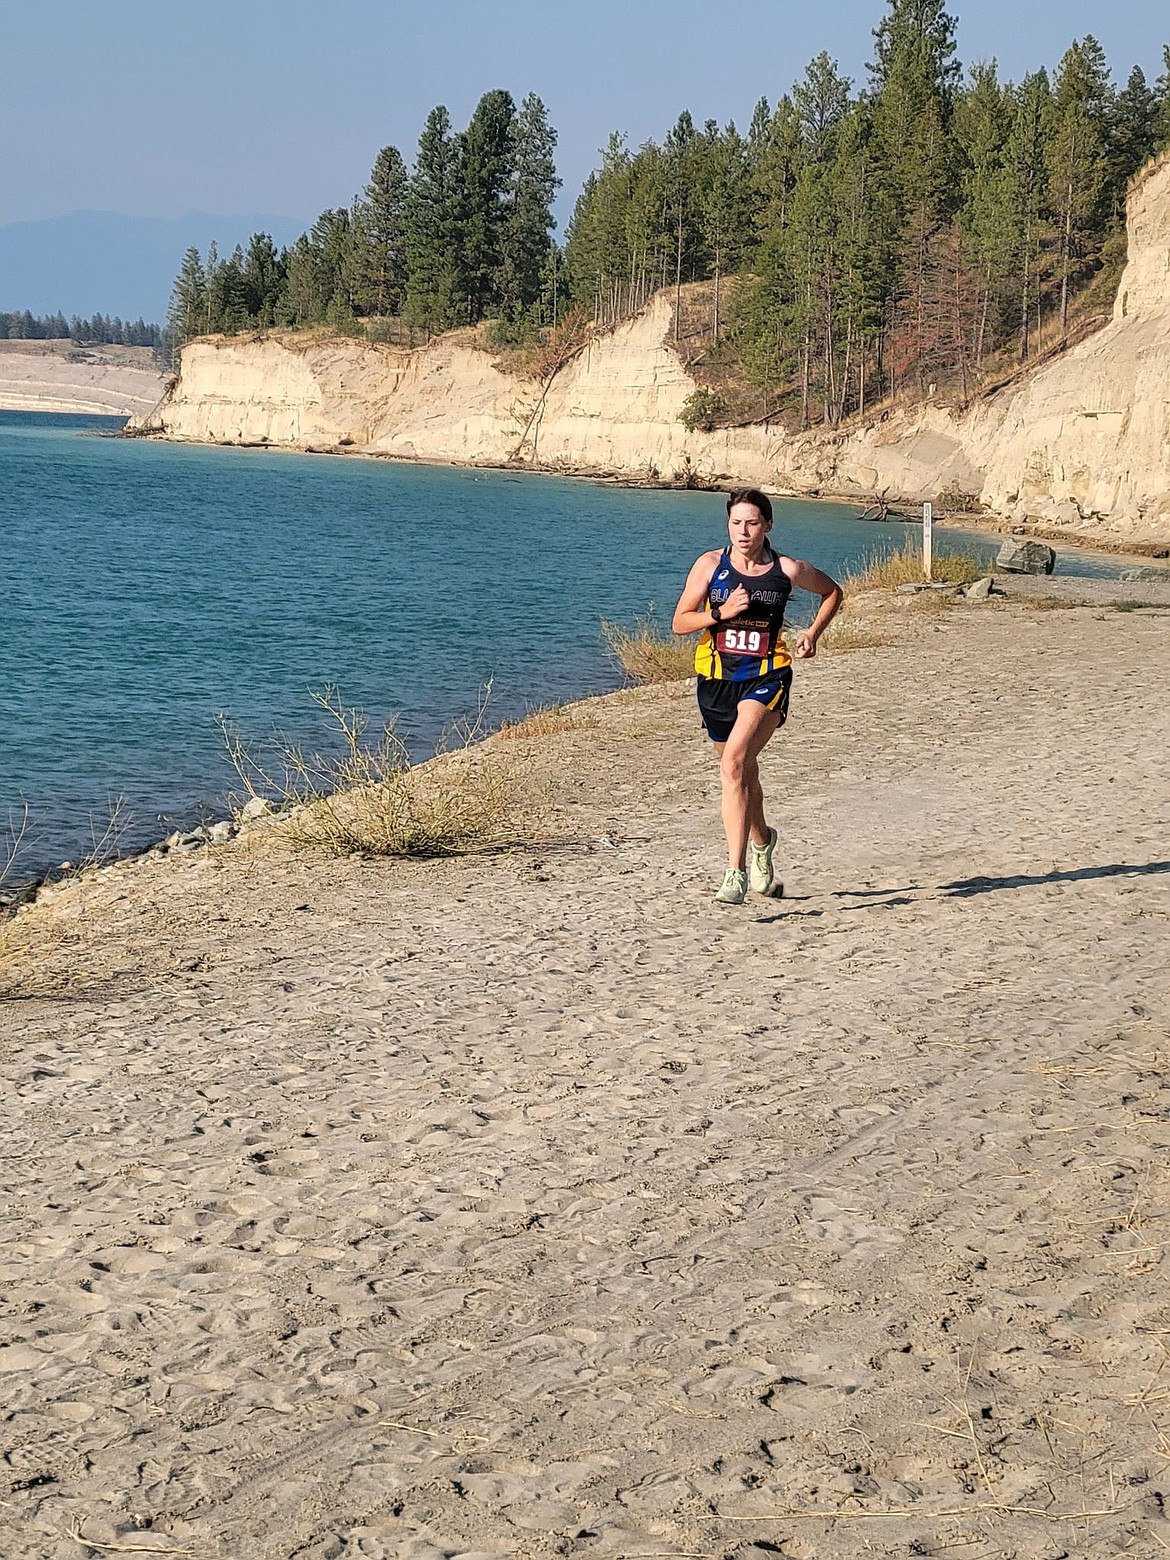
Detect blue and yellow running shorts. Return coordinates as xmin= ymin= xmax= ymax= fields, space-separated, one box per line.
xmin=697 ymin=667 xmax=792 ymax=743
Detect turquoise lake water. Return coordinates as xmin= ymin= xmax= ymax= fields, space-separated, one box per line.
xmin=0 ymin=410 xmax=1132 ymax=879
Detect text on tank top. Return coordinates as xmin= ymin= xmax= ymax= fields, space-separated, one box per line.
xmin=708 ymin=545 xmax=792 ymax=661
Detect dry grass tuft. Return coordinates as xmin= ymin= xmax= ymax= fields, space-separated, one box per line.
xmin=601 ymin=610 xmax=694 ymax=685
xmin=0 ymin=805 xmax=33 ymax=994
xmin=0 ymin=919 xmax=20 ymax=997
xmin=496 ymin=701 xmax=597 ymax=740
xmin=846 ymin=541 xmax=984 ymax=591
xmin=220 ymin=686 xmax=540 ymax=859
xmin=0 ymin=904 xmax=69 ymax=1000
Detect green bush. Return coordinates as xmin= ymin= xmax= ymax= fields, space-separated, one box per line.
xmin=678 ymin=387 xmax=728 ymax=432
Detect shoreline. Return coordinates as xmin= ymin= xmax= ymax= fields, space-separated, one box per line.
xmin=127 ymin=424 xmax=1170 ymax=561
xmin=5 ymin=566 xmax=1168 ymax=904
xmin=4 ymin=586 xmax=1169 ymax=1556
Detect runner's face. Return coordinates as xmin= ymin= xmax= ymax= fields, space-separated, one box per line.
xmin=728 ymin=503 xmax=771 ymax=557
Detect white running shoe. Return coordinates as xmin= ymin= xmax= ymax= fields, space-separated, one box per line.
xmin=714 ymin=867 xmax=748 ymax=904
xmin=750 ymin=827 xmax=783 ymax=897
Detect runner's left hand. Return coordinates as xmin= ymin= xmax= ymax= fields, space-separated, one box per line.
xmin=795 ymin=632 xmax=816 ymax=658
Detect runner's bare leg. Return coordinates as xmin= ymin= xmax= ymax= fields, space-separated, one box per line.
xmin=712 ymin=701 xmax=782 ymax=869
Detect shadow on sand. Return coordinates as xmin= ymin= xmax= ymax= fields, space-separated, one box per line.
xmin=741 ymin=860 xmax=1170 ymax=924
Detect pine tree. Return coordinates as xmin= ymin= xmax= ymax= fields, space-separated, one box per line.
xmin=868 ymin=0 xmax=960 ymax=394
xmin=564 ymin=136 xmax=634 ymax=324
xmin=700 ymin=125 xmax=751 ymax=338
xmin=207 ymin=246 xmax=251 ymax=332
xmin=1003 ymin=70 xmax=1052 ymax=361
xmin=793 ymin=52 xmax=852 ymax=156
xmin=747 ymin=97 xmax=772 ymax=167
xmin=454 ymin=89 xmax=517 ymax=324
xmin=404 ymin=106 xmax=460 ymax=335
xmin=167 ymin=246 xmax=207 ymax=348
xmin=202 ymin=243 xmax=219 ymax=334
xmin=869 ymin=0 xmax=960 ymax=103
xmin=361 ymin=145 xmax=408 ymax=316
xmin=1048 ymin=38 xmax=1111 ymax=341
xmin=750 ymin=97 xmax=805 ymax=242
xmin=1156 ymin=46 xmax=1170 ymax=150
xmin=499 ymin=93 xmax=560 ymax=322
xmin=283 ymin=236 xmax=320 ymax=326
xmin=1109 ymin=66 xmax=1159 ymax=189
xmin=626 ymin=143 xmax=670 ymax=315
xmin=954 ymin=62 xmax=1015 ymax=369
xmin=664 ymin=111 xmax=705 ymax=337
xmin=241 ymin=233 xmax=284 ymax=326
xmin=310 ymin=207 xmax=356 ymax=318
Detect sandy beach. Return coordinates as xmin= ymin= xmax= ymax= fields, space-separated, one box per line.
xmin=0 ymin=343 xmax=166 ymax=417
xmin=3 ymin=586 xmax=1170 ymax=1558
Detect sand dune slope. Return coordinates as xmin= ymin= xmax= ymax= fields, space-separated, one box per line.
xmin=3 ymin=599 xmax=1170 ymax=1558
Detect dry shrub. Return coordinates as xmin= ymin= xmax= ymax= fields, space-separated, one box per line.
xmin=0 ymin=902 xmax=68 ymax=1003
xmin=0 ymin=915 xmax=37 ymax=999
xmin=0 ymin=806 xmax=31 ymax=990
xmin=0 ymin=918 xmax=18 ymax=996
xmin=220 ymin=686 xmax=537 ymax=858
xmin=496 ymin=701 xmax=597 ymax=740
xmin=846 ymin=541 xmax=984 ymax=591
xmin=601 ymin=611 xmax=694 ymax=685
xmin=488 ymin=305 xmax=593 ymax=381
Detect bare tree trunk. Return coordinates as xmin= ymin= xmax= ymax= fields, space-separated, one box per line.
xmin=674 ymin=206 xmax=683 ymax=342
xmin=1059 ymin=182 xmax=1073 ymax=345
xmin=823 ymin=285 xmax=836 ymax=426
xmin=953 ymin=246 xmax=969 ymax=403
xmin=975 ymin=270 xmax=990 ymax=370
xmin=837 ymin=314 xmax=853 ymax=425
xmin=915 ymin=209 xmax=929 ymax=399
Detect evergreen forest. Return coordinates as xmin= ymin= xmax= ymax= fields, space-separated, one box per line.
xmin=167 ymin=2 xmax=1170 ymax=430
xmin=0 ymin=311 xmax=161 ymax=348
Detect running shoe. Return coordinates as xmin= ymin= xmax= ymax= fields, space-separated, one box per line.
xmin=714 ymin=867 xmax=748 ymax=904
xmin=750 ymin=827 xmax=783 ymax=896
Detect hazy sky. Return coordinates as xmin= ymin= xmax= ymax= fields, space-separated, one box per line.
xmin=2 ymin=0 xmax=1167 ymax=230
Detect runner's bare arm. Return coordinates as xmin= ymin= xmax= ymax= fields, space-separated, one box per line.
xmin=672 ymin=551 xmax=749 ymax=634
xmin=781 ymin=557 xmax=843 ymax=658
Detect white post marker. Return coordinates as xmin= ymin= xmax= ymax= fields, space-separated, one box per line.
xmin=923 ymin=500 xmax=933 ymax=582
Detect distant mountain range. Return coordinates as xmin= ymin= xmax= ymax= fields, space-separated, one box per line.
xmin=0 ymin=210 xmax=309 ymax=325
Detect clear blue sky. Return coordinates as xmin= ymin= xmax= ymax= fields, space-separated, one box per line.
xmin=2 ymin=0 xmax=1167 ymax=230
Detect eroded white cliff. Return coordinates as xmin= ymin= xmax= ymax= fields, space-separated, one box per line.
xmin=137 ymin=154 xmax=1170 ymax=548
xmin=959 ymin=154 xmax=1170 ymax=541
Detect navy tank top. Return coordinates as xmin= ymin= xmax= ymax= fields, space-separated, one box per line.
xmin=694 ymin=545 xmax=793 ymax=682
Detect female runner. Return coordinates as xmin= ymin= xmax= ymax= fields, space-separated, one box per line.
xmin=672 ymin=488 xmax=842 ymax=904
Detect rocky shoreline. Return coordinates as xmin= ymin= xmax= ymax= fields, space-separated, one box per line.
xmin=5 ymin=566 xmax=1168 ymax=915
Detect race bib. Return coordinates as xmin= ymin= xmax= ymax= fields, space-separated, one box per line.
xmin=715 ymin=618 xmax=773 ymax=657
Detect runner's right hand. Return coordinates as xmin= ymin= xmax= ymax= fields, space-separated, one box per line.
xmin=719 ymin=584 xmax=750 ymax=619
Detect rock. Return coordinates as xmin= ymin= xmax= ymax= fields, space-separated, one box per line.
xmin=239 ymin=796 xmax=273 ymax=823
xmin=208 ymin=820 xmax=235 ymax=844
xmin=966 ymin=575 xmax=995 ymax=600
xmin=1119 ymin=566 xmax=1164 ymax=581
xmin=995 ymin=539 xmax=1056 ymax=575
